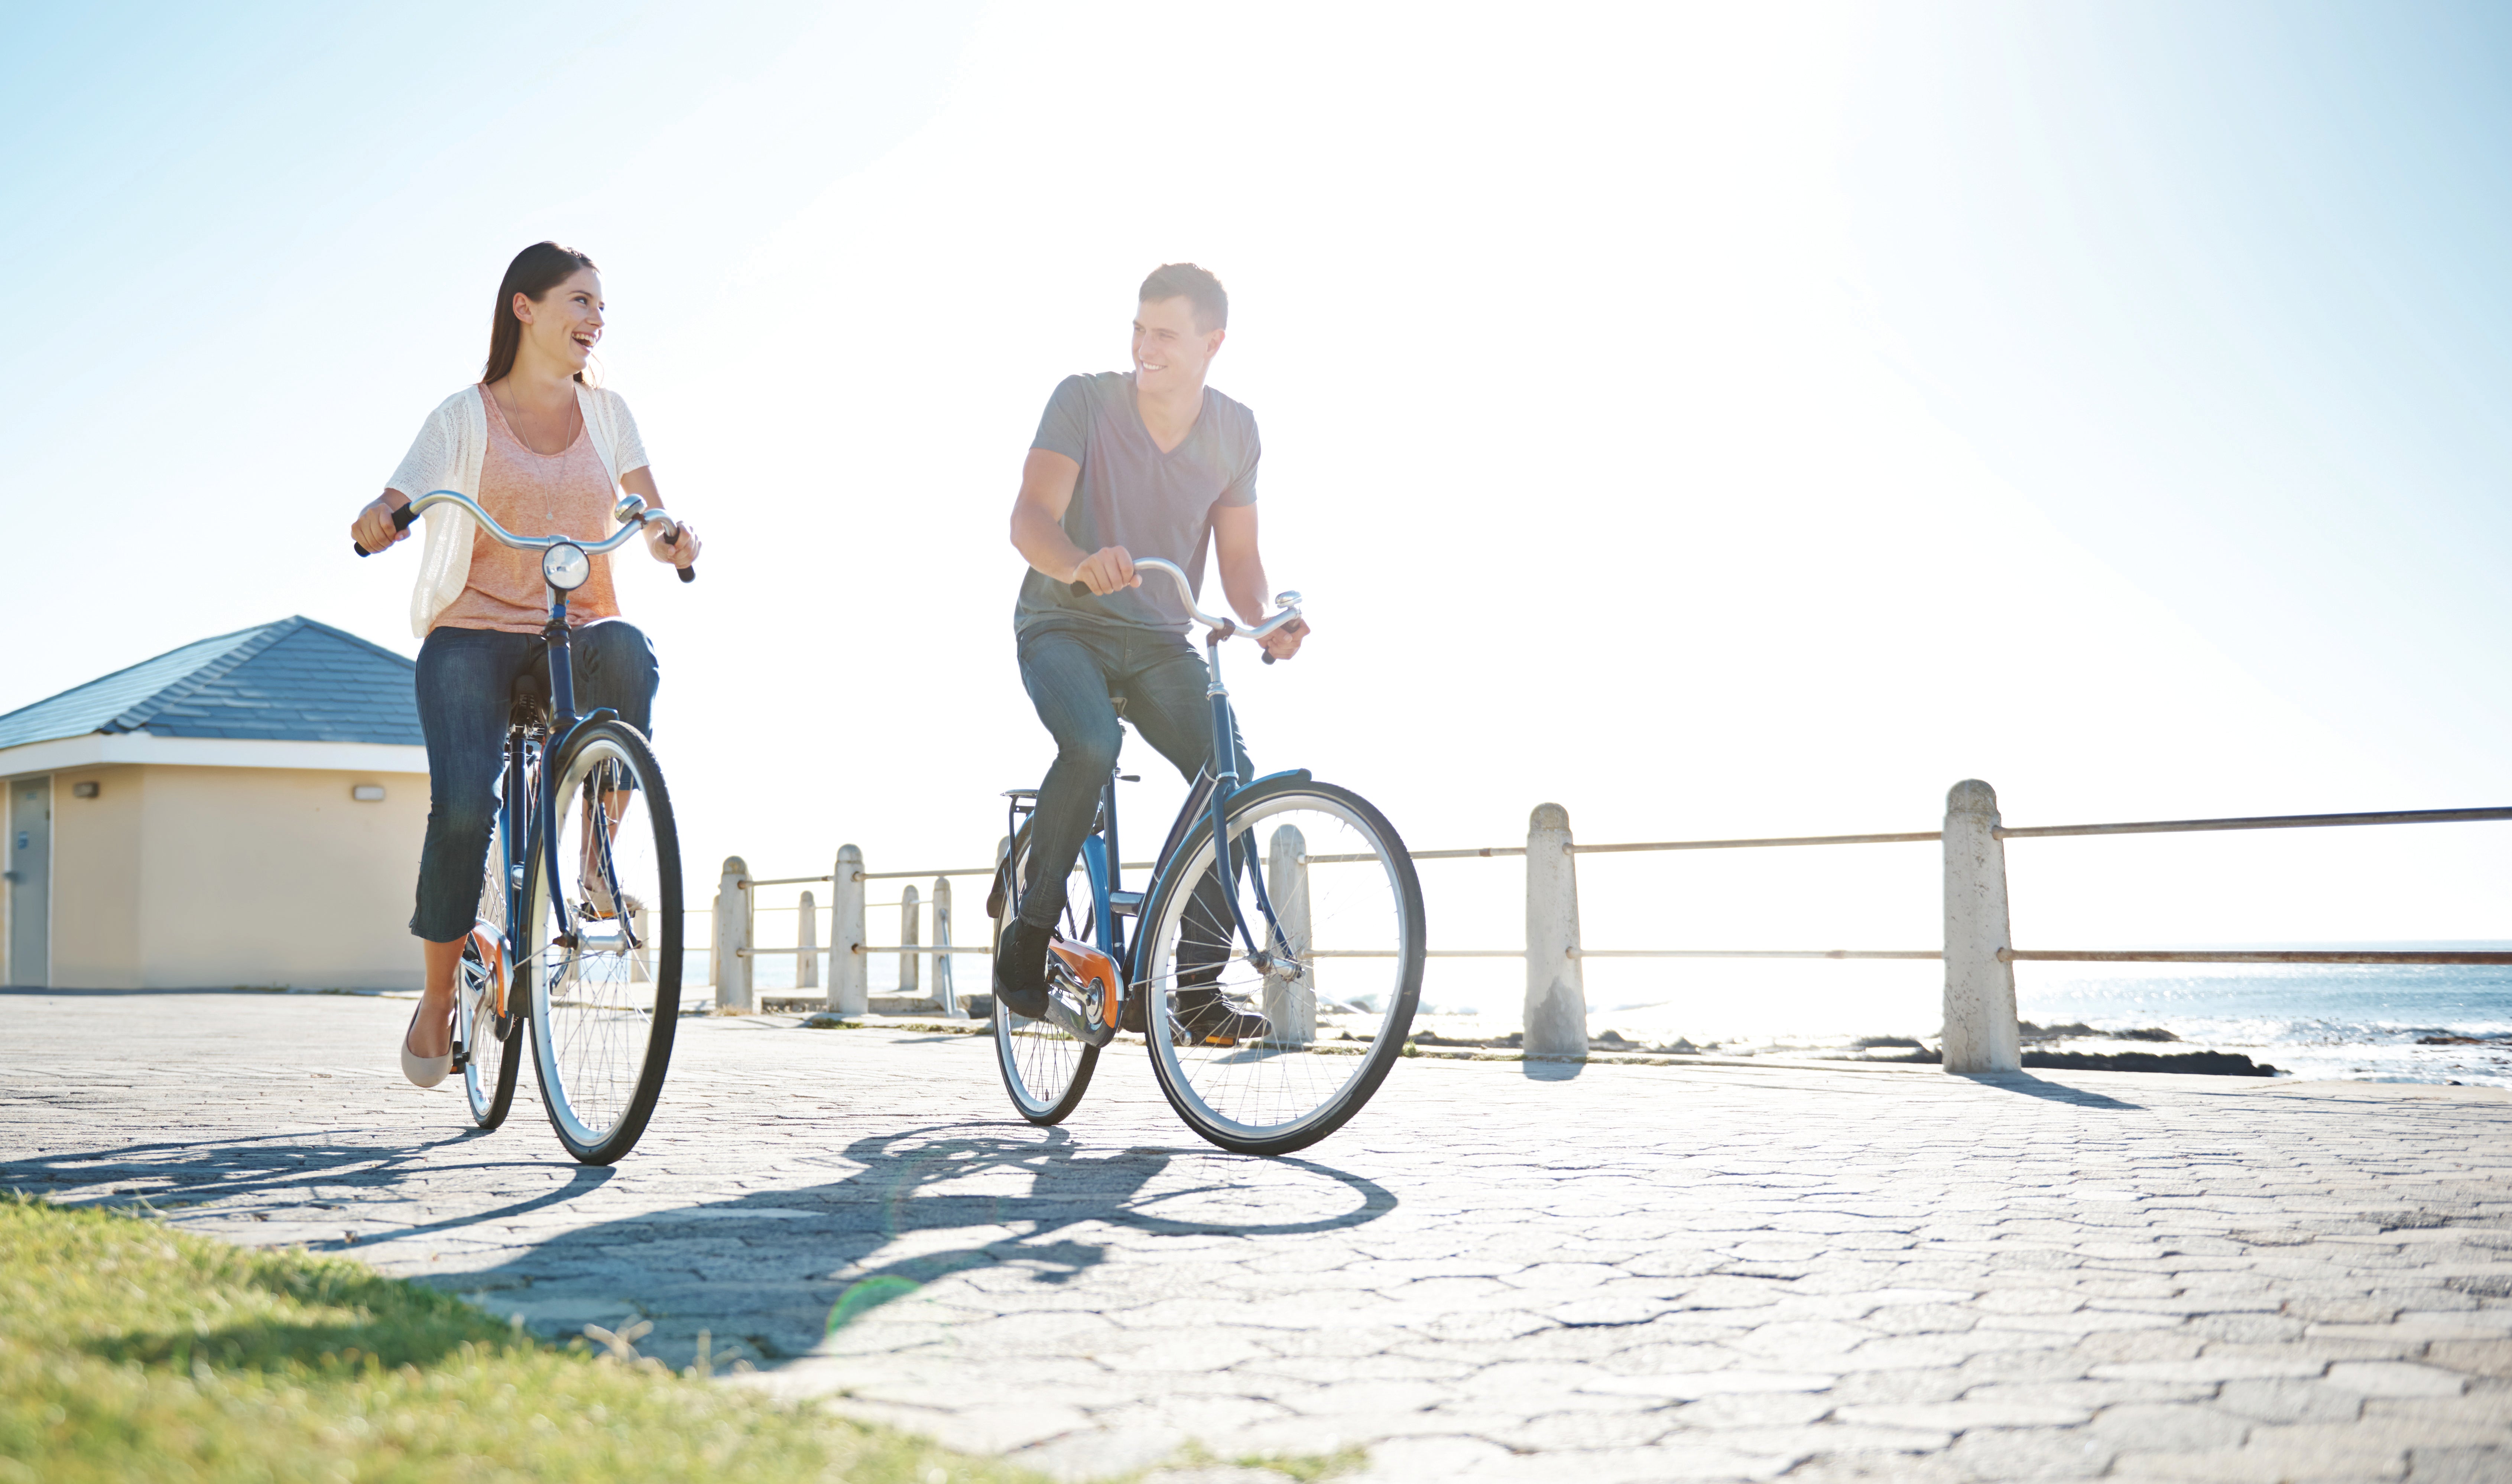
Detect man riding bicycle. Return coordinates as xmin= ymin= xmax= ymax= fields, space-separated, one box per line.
xmin=998 ymin=263 xmax=1309 ymax=1036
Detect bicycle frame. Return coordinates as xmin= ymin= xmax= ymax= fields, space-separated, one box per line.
xmin=1039 ymin=666 xmax=1305 ymax=999
xmin=1008 ymin=557 xmax=1304 ymax=1028
xmin=468 ymin=556 xmax=640 ymax=1050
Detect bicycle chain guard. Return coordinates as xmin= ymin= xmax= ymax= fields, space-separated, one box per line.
xmin=1046 ymin=935 xmax=1122 ymax=1044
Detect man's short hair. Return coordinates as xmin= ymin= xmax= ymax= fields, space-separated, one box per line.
xmin=1139 ymin=262 xmax=1228 ymax=331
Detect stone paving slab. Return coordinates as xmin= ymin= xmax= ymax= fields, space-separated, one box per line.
xmin=2 ymin=989 xmax=2508 ymax=1482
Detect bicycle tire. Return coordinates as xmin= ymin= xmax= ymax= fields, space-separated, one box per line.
xmin=990 ymin=818 xmax=1100 ymax=1124
xmin=524 ymin=719 xmax=683 ymax=1165
xmin=1137 ymin=776 xmax=1424 ymax=1155
xmin=458 ymin=807 xmax=522 ymax=1129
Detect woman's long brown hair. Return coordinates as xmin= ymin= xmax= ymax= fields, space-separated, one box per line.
xmin=481 ymin=241 xmax=599 ymax=386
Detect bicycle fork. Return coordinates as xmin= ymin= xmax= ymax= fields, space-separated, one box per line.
xmin=1202 ymin=632 xmax=1291 ymax=974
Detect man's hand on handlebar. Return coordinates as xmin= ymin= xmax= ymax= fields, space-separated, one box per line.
xmin=1259 ymin=615 xmax=1310 ymax=662
xmin=352 ymin=494 xmax=410 ymax=555
xmin=644 ymin=518 xmax=702 ymax=571
xmin=1071 ymin=545 xmax=1140 ymax=595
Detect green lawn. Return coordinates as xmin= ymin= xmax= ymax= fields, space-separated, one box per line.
xmin=0 ymin=1193 xmax=1354 ymax=1483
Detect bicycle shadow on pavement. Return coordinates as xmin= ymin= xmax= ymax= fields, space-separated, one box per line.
xmin=0 ymin=1129 xmax=616 ymax=1250
xmin=416 ymin=1121 xmax=1402 ymax=1369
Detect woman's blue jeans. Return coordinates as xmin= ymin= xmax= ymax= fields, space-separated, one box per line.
xmin=410 ymin=622 xmax=658 ymax=943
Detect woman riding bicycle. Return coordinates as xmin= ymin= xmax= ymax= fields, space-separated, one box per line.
xmin=350 ymin=241 xmax=702 ymax=1089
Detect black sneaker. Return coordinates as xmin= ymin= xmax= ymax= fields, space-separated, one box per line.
xmin=1174 ymin=982 xmax=1268 ymax=1046
xmin=994 ymin=918 xmax=1052 ymax=1021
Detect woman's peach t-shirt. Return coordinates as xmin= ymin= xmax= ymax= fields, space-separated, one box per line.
xmin=429 ymin=387 xmax=624 ymax=634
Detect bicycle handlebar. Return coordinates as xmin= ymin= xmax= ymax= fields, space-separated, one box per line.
xmin=1067 ymin=557 xmax=1301 ymax=654
xmin=355 ymin=489 xmax=697 ymax=583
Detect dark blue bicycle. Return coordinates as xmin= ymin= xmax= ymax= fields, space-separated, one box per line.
xmin=986 ymin=559 xmax=1427 ymax=1155
xmin=358 ymin=490 xmax=691 ymax=1165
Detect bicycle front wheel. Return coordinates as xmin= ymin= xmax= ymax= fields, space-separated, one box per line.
xmin=1138 ymin=776 xmax=1425 ymax=1155
xmin=525 ymin=720 xmax=684 ymax=1165
xmin=990 ymin=820 xmax=1099 ymax=1124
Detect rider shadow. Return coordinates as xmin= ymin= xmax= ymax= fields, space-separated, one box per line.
xmin=417 ymin=1122 xmax=1402 ymax=1368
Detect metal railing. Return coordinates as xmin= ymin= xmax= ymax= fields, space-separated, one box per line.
xmin=691 ymin=782 xmax=2508 ymax=1072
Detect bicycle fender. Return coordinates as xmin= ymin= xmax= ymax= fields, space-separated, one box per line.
xmin=550 ymin=707 xmax=624 ymax=762
xmin=1228 ymin=768 xmax=1311 ymax=801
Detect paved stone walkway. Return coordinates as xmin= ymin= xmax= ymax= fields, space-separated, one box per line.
xmin=3 ymin=990 xmax=2509 ymax=1482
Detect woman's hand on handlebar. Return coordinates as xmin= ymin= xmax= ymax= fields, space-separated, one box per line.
xmin=644 ymin=517 xmax=701 ymax=572
xmin=1072 ymin=544 xmax=1140 ymax=595
xmin=1259 ymin=615 xmax=1311 ymax=662
xmin=352 ymin=494 xmax=410 ymax=555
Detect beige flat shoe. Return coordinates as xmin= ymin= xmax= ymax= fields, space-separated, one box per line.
xmin=399 ymin=999 xmax=451 ymax=1088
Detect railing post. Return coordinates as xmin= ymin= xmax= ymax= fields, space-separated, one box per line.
xmin=899 ymin=883 xmax=922 ymax=1000
xmin=797 ymin=889 xmax=819 ymax=991
xmin=831 ymin=845 xmax=866 ymax=1015
xmin=714 ymin=855 xmax=751 ymax=1012
xmin=1942 ymin=780 xmax=2022 ymax=1073
xmin=1524 ymin=803 xmax=1587 ymax=1056
xmin=931 ymin=876 xmax=956 ymax=1016
xmin=1264 ymin=824 xmax=1315 ymax=1044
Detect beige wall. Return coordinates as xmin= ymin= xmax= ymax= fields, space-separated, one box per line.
xmin=49 ymin=764 xmax=143 ymax=988
xmin=132 ymin=764 xmax=431 ymax=991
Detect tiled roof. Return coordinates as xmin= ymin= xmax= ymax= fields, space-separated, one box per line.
xmin=0 ymin=617 xmax=421 ymax=750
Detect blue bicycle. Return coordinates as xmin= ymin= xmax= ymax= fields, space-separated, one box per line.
xmin=358 ymin=490 xmax=692 ymax=1164
xmin=985 ymin=560 xmax=1426 ymax=1155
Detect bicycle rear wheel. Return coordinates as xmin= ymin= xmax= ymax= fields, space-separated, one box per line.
xmin=525 ymin=720 xmax=683 ymax=1165
xmin=458 ymin=806 xmax=520 ymax=1129
xmin=1138 ymin=775 xmax=1424 ymax=1155
xmin=990 ymin=820 xmax=1100 ymax=1124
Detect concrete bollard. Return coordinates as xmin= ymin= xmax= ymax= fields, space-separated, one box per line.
xmin=797 ymin=889 xmax=819 ymax=990
xmin=1942 ymin=780 xmax=2022 ymax=1074
xmin=831 ymin=845 xmax=867 ymax=1015
xmin=1523 ymin=804 xmax=1587 ymax=1056
xmin=1263 ymin=824 xmax=1315 ymax=1044
xmin=899 ymin=884 xmax=922 ymax=999
xmin=932 ymin=877 xmax=956 ymax=1015
xmin=714 ymin=856 xmax=752 ymax=1012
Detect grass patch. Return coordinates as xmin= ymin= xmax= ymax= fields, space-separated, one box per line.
xmin=0 ymin=1192 xmax=1064 ymax=1483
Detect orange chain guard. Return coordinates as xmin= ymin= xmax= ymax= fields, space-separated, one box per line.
xmin=1047 ymin=935 xmax=1121 ymax=1035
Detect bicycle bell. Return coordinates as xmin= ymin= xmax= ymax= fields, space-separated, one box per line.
xmin=613 ymin=492 xmax=648 ymax=524
xmin=541 ymin=541 xmax=593 ymax=592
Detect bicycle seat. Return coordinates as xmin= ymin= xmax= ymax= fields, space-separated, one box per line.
xmin=508 ymin=658 xmax=551 ymax=730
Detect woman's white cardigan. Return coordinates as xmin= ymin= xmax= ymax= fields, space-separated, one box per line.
xmin=385 ymin=384 xmax=650 ymax=637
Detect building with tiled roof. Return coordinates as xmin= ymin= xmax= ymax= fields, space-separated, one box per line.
xmin=2 ymin=618 xmax=428 ymax=990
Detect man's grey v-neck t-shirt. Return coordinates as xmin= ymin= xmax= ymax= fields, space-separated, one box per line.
xmin=1016 ymin=371 xmax=1260 ymax=637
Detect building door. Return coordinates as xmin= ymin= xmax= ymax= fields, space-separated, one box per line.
xmin=8 ymin=777 xmax=49 ymax=987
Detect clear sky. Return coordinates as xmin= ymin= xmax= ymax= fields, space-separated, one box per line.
xmin=4 ymin=2 xmax=2505 ymax=1016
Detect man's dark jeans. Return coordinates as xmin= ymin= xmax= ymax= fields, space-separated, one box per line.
xmin=1015 ymin=619 xmax=1251 ymax=948
xmin=411 ymin=622 xmax=659 ymax=943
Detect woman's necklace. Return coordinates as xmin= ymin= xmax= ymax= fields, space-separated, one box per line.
xmin=497 ymin=382 xmax=580 ymax=455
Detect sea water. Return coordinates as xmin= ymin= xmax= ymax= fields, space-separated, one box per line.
xmin=1401 ymin=951 xmax=2512 ymax=1087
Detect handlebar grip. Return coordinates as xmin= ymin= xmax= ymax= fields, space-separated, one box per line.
xmin=352 ymin=502 xmax=420 ymax=557
xmin=677 ymin=564 xmax=696 ymax=584
xmin=1069 ymin=579 xmax=1091 ymax=598
xmin=1262 ymin=652 xmax=1276 ymax=665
